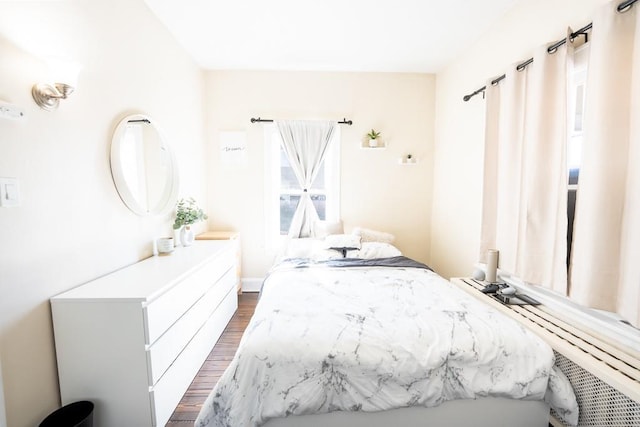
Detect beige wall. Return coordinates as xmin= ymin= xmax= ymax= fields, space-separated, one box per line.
xmin=205 ymin=70 xmax=435 ymax=278
xmin=431 ymin=0 xmax=609 ymax=279
xmin=0 ymin=1 xmax=207 ymax=426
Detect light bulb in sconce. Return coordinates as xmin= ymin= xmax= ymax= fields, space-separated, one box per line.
xmin=32 ymin=58 xmax=82 ymax=111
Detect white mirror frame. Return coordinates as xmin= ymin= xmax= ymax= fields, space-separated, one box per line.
xmin=110 ymin=114 xmax=179 ymax=216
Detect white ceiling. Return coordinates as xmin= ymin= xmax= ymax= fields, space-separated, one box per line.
xmin=145 ymin=0 xmax=519 ymax=73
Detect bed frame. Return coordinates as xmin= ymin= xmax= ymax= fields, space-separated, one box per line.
xmin=264 ymin=398 xmax=550 ymax=427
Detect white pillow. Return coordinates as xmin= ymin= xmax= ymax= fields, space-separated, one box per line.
xmin=347 ymin=242 xmax=402 ymax=259
xmin=309 ymin=249 xmax=345 ymax=261
xmin=315 ymin=220 xmax=344 ymax=238
xmin=352 ymin=227 xmax=395 ymax=244
xmin=279 ymin=238 xmax=321 ymax=259
xmin=278 ymin=238 xmax=344 ymax=261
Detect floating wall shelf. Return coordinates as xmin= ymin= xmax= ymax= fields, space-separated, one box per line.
xmin=398 ymin=157 xmax=418 ymax=165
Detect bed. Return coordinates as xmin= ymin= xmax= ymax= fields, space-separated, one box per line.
xmin=195 ymin=238 xmax=578 ymax=427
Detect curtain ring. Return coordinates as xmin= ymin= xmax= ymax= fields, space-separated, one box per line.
xmin=516 ymin=58 xmax=533 ymax=72
xmin=617 ymin=0 xmax=634 ymax=13
xmin=303 ymin=189 xmax=308 ymax=192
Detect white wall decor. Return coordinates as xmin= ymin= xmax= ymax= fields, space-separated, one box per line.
xmin=219 ymin=131 xmax=247 ymax=165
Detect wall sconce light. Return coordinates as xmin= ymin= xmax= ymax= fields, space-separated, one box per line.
xmin=32 ymin=59 xmax=81 ymax=111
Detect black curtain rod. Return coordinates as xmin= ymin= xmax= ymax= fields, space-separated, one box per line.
xmin=463 ymin=0 xmax=637 ymax=102
xmin=250 ymin=117 xmax=353 ymax=125
xmin=128 ymin=119 xmax=151 ymax=123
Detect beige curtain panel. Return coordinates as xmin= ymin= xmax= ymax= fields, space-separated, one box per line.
xmin=480 ymin=41 xmax=570 ymax=295
xmin=570 ymin=2 xmax=640 ymax=328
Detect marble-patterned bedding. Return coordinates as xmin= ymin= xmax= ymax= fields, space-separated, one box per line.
xmin=196 ymin=258 xmax=578 ymax=427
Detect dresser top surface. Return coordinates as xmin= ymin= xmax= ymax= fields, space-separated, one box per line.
xmin=51 ymin=241 xmax=232 ymax=303
xmin=196 ymin=231 xmax=238 ymax=240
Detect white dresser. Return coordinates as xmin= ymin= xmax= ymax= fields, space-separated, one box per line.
xmin=50 ymin=241 xmax=238 ymax=427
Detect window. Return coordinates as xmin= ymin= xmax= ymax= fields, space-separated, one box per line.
xmin=264 ymin=124 xmax=340 ymax=244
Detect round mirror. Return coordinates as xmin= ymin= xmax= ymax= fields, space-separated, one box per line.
xmin=110 ymin=114 xmax=179 ymax=216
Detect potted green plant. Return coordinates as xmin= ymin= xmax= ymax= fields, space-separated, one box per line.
xmin=367 ymin=129 xmax=381 ymax=147
xmin=173 ymin=197 xmax=208 ymax=247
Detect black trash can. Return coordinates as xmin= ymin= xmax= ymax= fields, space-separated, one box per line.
xmin=39 ymin=401 xmax=94 ymax=427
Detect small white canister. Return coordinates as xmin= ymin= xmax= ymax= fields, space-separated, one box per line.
xmin=486 ymin=249 xmax=499 ymax=283
xmin=157 ymin=237 xmax=175 ymax=255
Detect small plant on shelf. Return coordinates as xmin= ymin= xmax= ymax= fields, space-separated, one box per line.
xmin=367 ymin=129 xmax=381 ymax=140
xmin=367 ymin=129 xmax=381 ymax=147
xmin=173 ymin=197 xmax=208 ymax=230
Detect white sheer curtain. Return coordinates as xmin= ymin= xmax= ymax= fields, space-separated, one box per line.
xmin=570 ymin=2 xmax=640 ymax=327
xmin=276 ymin=120 xmax=337 ymax=238
xmin=480 ymin=39 xmax=570 ymax=294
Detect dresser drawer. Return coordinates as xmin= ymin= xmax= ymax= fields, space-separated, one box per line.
xmin=150 ymin=287 xmax=238 ymax=426
xmin=146 ymin=268 xmax=236 ymax=385
xmin=144 ymin=248 xmax=233 ymax=344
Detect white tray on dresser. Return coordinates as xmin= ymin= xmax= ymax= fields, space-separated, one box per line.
xmin=50 ymin=240 xmax=238 ymax=427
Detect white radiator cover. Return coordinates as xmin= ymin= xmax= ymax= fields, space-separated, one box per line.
xmin=552 ymin=352 xmax=640 ymax=426
xmin=453 ymin=278 xmax=640 ymax=427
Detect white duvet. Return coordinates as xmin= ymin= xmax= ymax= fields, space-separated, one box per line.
xmin=196 ymin=260 xmax=578 ymax=427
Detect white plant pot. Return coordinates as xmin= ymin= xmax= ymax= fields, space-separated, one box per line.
xmin=180 ymin=225 xmax=195 ymax=247
xmin=368 ymin=139 xmax=378 ymax=147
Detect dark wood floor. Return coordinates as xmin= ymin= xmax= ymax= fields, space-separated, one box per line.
xmin=166 ymin=292 xmax=259 ymax=427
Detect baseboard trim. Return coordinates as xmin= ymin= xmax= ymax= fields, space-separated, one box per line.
xmin=241 ymin=278 xmax=264 ymax=293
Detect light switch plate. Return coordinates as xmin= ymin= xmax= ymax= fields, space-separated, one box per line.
xmin=0 ymin=177 xmax=20 ymax=207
